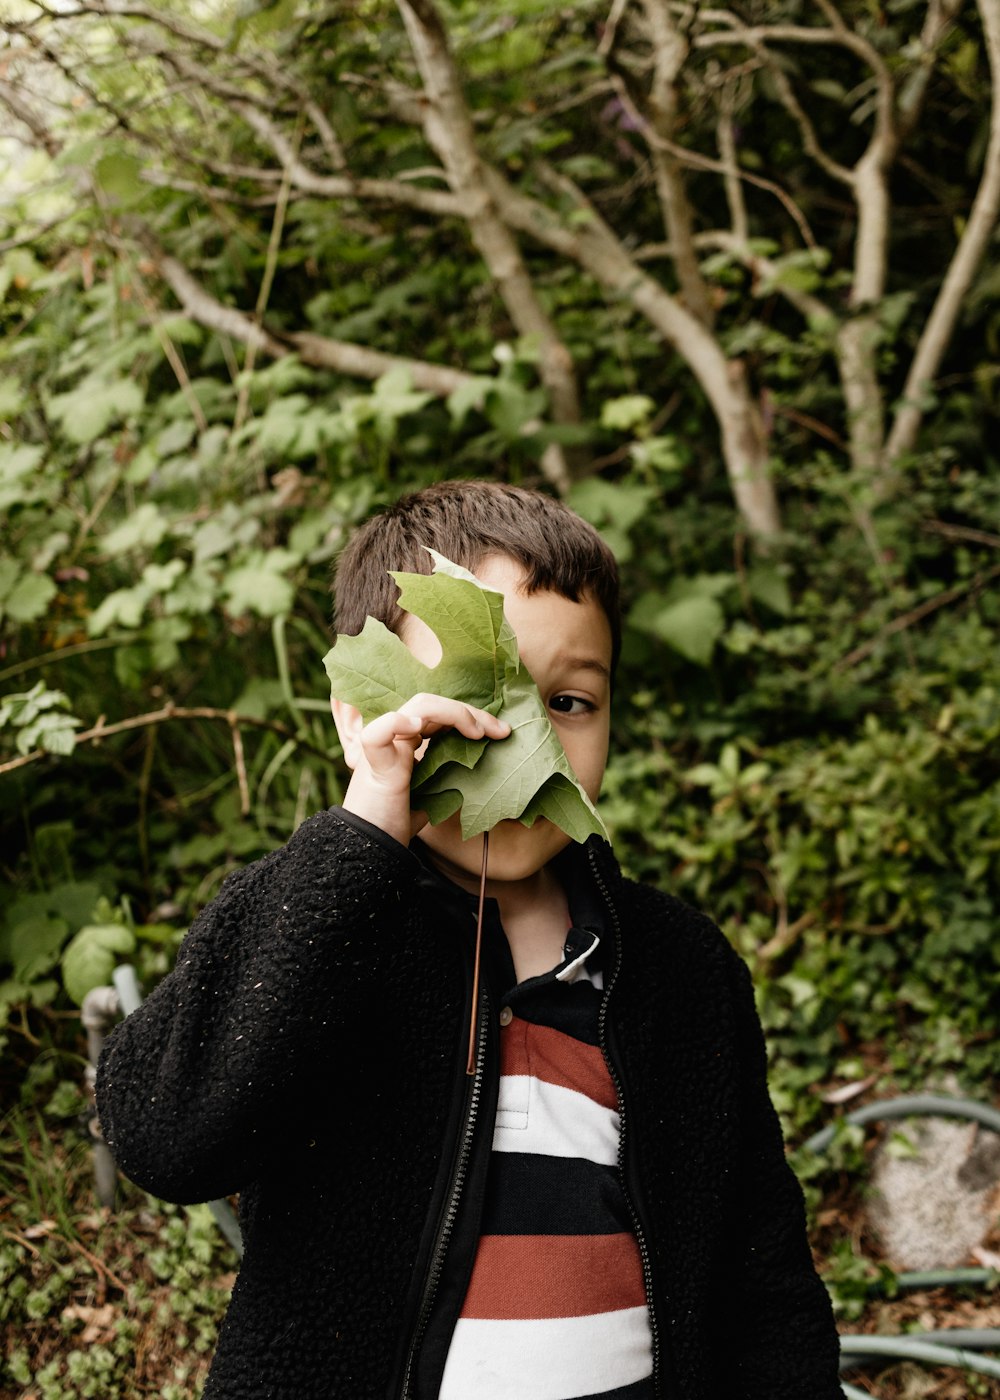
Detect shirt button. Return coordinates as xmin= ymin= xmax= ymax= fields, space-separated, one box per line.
xmin=499 ymin=1006 xmax=513 ymax=1027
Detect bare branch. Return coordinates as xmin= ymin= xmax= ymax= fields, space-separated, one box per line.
xmin=598 ymin=0 xmax=632 ymax=57
xmin=603 ymin=71 xmax=818 ymax=247
xmin=396 ymin=0 xmax=583 ymax=491
xmin=897 ymin=0 xmax=966 ymax=144
xmin=0 ymin=704 xmax=338 ymax=779
xmin=695 ymin=231 xmax=833 ymax=324
xmin=886 ymin=0 xmax=1000 ymax=465
xmin=485 ymin=167 xmax=781 ymax=535
xmin=624 ymin=0 xmax=715 ymax=324
xmin=237 ymin=103 xmax=464 ymax=217
xmin=0 ymin=77 xmax=61 ymax=155
xmin=231 ymin=116 xmax=301 ymax=437
xmin=142 ymin=237 xmax=476 ymax=398
xmin=717 ymin=80 xmax=748 ymax=243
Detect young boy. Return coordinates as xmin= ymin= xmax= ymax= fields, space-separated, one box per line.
xmin=97 ymin=481 xmax=843 ymax=1400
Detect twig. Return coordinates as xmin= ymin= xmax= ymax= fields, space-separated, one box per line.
xmin=833 ymin=561 xmax=1000 ymax=671
xmin=2 ymin=1227 xmax=41 ymax=1257
xmin=922 ymin=520 xmax=1000 ymax=549
xmin=604 ymin=71 xmax=817 ymax=248
xmin=129 ymin=270 xmax=209 ymax=433
xmin=758 ymin=910 xmax=818 ymax=962
xmin=0 ymin=704 xmax=337 ymax=777
xmin=230 ymin=718 xmax=250 ymax=816
xmin=231 ymin=113 xmax=301 ymax=438
xmin=598 ymin=0 xmax=632 ymax=57
xmin=65 ymin=1235 xmax=130 ymax=1294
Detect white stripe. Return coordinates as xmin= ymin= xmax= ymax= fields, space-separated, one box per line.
xmin=555 ymin=932 xmax=601 ymax=982
xmin=439 ymin=1306 xmax=653 ymax=1400
xmin=492 ymin=1075 xmax=619 ymax=1165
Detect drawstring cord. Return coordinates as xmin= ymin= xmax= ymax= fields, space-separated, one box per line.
xmin=466 ymin=830 xmax=489 ymax=1075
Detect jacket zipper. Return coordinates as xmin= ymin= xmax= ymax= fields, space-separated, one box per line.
xmin=398 ymin=985 xmax=490 ymax=1400
xmin=590 ymin=844 xmax=668 ymax=1400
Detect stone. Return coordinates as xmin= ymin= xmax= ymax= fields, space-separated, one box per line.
xmin=869 ymin=1116 xmax=1000 ymax=1271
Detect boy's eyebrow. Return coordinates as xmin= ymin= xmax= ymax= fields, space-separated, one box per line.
xmin=557 ymin=654 xmax=612 ymax=683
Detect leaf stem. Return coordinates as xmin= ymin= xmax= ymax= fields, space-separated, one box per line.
xmin=466 ymin=829 xmax=489 ymax=1076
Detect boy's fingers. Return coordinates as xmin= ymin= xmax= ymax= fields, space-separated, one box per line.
xmin=359 ymin=699 xmax=510 ymax=778
xmin=401 ymin=695 xmax=510 ymax=738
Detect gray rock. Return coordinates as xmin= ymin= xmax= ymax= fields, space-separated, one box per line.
xmin=869 ymin=1116 xmax=1000 ymax=1271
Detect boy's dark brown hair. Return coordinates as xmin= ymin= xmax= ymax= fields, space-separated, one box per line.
xmin=333 ymin=480 xmax=621 ymax=674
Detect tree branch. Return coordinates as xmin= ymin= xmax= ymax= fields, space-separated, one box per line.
xmin=885 ymin=0 xmax=1000 ymax=466
xmin=395 ymin=0 xmax=583 ymax=492
xmin=0 ymin=76 xmax=61 ymax=155
xmin=0 ymin=704 xmax=339 ymax=778
xmin=717 ymin=79 xmax=748 ymax=243
xmin=604 ymin=68 xmax=818 ymax=247
xmin=142 ymin=236 xmax=476 ymax=397
xmin=235 ymin=102 xmax=466 ymax=217
xmin=486 ymin=166 xmax=782 ymax=536
xmin=620 ymin=0 xmax=715 ymax=324
xmin=833 ymin=560 xmax=1000 ymax=671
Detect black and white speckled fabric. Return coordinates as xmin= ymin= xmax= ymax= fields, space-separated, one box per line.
xmin=96 ymin=807 xmax=841 ymax=1399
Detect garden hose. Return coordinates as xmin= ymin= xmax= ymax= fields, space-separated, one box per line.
xmin=803 ymin=1092 xmax=1000 ymax=1156
xmin=803 ymin=1092 xmax=1000 ymax=1393
xmin=840 ymin=1328 xmax=1000 ymax=1370
xmin=837 ymin=1332 xmax=1000 ymax=1378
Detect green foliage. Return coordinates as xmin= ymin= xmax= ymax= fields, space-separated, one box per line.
xmin=0 ymin=1097 xmax=230 ymax=1397
xmin=0 ymin=0 xmax=996 ymax=1190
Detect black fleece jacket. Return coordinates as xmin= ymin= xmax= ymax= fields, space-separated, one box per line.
xmin=96 ymin=807 xmax=842 ymax=1400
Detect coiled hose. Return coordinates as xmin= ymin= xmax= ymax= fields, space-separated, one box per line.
xmin=801 ymin=1093 xmax=1000 ymax=1394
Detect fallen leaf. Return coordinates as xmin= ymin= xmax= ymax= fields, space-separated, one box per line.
xmin=23 ymin=1219 xmax=57 ymax=1239
xmin=61 ymin=1302 xmax=117 ymax=1344
xmin=971 ymin=1245 xmax=1000 ymax=1270
xmin=820 ymin=1075 xmax=877 ymax=1105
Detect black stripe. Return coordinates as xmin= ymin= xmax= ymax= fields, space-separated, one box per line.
xmin=480 ymin=1153 xmax=633 ymax=1236
xmin=576 ymin=1379 xmax=656 ymax=1400
xmin=506 ymin=978 xmax=603 ymax=1044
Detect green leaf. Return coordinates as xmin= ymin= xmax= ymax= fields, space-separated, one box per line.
xmin=103 ymin=503 xmax=168 ymax=556
xmin=323 ymin=551 xmax=607 ymax=843
xmin=88 ymin=582 xmax=151 ymax=635
xmin=2 ymin=572 xmax=57 ymax=625
xmin=599 ymin=394 xmax=656 ymax=433
xmin=0 ymin=375 xmax=26 ymax=420
xmin=9 ymin=914 xmax=70 ymax=984
xmin=749 ymin=565 xmax=793 ymax=617
xmin=0 ymin=442 xmax=48 ymax=512
xmin=95 ymin=151 xmax=144 ymax=204
xmin=46 ymin=377 xmax=144 ymax=445
xmin=644 ymin=596 xmax=726 ymax=666
xmin=61 ymin=923 xmax=136 ymax=1006
xmin=223 ymin=550 xmax=296 ymax=617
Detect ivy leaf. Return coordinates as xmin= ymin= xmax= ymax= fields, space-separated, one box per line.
xmin=61 ymin=922 xmax=136 ymax=1006
xmin=323 ymin=551 xmax=607 ymax=843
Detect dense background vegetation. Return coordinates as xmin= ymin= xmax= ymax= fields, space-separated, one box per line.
xmin=1 ymin=0 xmax=998 ymax=1394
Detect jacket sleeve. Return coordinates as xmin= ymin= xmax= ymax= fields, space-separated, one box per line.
xmin=96 ymin=807 xmax=420 ymax=1205
xmin=721 ymin=945 xmax=843 ymax=1399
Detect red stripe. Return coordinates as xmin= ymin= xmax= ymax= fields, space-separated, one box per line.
xmin=460 ymin=1233 xmax=647 ymax=1320
xmin=501 ymin=1017 xmax=618 ymax=1112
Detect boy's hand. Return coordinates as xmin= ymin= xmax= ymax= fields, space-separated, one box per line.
xmin=341 ymin=695 xmax=510 ymax=847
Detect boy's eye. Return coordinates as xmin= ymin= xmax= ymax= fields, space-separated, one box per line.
xmin=549 ymin=694 xmax=594 ymax=716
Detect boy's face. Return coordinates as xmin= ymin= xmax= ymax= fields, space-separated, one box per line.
xmin=402 ymin=554 xmax=613 ymax=888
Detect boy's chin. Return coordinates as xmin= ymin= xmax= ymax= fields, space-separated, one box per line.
xmin=419 ymin=815 xmax=571 ymax=885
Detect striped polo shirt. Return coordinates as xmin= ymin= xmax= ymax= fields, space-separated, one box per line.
xmin=438 ymin=924 xmax=655 ymax=1400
